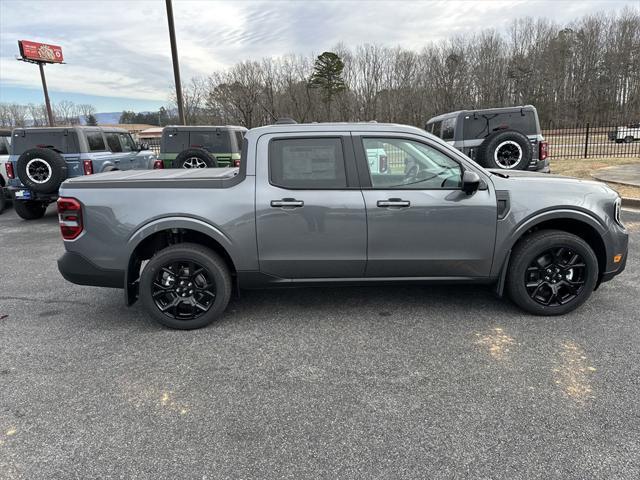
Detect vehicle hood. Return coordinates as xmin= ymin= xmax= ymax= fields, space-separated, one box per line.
xmin=63 ymin=167 xmax=239 ymax=185
xmin=487 ymin=168 xmax=615 ymax=192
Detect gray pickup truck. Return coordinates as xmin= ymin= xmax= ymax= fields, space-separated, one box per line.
xmin=57 ymin=123 xmax=628 ymax=329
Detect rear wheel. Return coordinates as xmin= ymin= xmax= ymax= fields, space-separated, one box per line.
xmin=0 ymin=189 xmax=6 ymax=214
xmin=624 ymin=136 xmax=634 ymax=143
xmin=506 ymin=230 xmax=599 ymax=315
xmin=139 ymin=243 xmax=232 ymax=329
xmin=13 ymin=200 xmax=48 ymax=220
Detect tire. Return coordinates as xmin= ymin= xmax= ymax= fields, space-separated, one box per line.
xmin=13 ymin=200 xmax=48 ymax=220
xmin=173 ymin=149 xmax=217 ymax=169
xmin=476 ymin=130 xmax=533 ymax=170
xmin=139 ymin=243 xmax=232 ymax=329
xmin=506 ymin=230 xmax=599 ymax=316
xmin=615 ymin=139 xmax=623 ymax=144
xmin=624 ymin=136 xmax=634 ymax=143
xmin=103 ymin=166 xmax=120 ymax=172
xmin=16 ymin=148 xmax=67 ymax=194
xmin=0 ymin=189 xmax=6 ymax=215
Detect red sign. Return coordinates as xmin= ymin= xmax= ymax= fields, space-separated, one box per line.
xmin=18 ymin=40 xmax=64 ymax=63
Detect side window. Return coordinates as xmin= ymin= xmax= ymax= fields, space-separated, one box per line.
xmin=86 ymin=132 xmax=106 ymax=152
xmin=0 ymin=137 xmax=8 ymax=155
xmin=362 ymin=137 xmax=462 ymax=190
xmin=234 ymin=131 xmax=244 ymax=152
xmin=269 ymin=138 xmax=347 ymax=189
xmin=105 ymin=133 xmax=122 ymax=152
xmin=118 ymin=133 xmax=136 ymax=152
xmin=431 ymin=121 xmax=443 ymax=139
xmin=441 ymin=118 xmax=456 ymax=141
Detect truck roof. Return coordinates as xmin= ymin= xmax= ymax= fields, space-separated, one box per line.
xmin=164 ymin=125 xmax=248 ymax=131
xmin=12 ymin=126 xmax=132 ymax=134
xmin=248 ymin=122 xmax=428 ymax=136
xmin=426 ymin=105 xmax=538 ymax=123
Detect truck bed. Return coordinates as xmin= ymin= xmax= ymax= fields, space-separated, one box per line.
xmin=63 ymin=167 xmax=240 ymax=189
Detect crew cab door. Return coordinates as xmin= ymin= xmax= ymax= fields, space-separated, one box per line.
xmin=353 ymin=133 xmax=497 ymax=277
xmin=255 ymin=133 xmax=366 ymax=278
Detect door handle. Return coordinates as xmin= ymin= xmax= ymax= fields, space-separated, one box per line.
xmin=377 ymin=198 xmax=410 ymax=207
xmin=271 ymin=198 xmax=304 ymax=208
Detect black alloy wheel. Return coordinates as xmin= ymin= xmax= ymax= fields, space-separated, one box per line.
xmin=152 ymin=260 xmax=216 ymax=321
xmin=525 ymin=247 xmax=587 ymax=306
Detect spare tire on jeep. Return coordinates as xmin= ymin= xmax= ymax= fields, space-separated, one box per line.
xmin=16 ymin=148 xmax=68 ymax=194
xmin=173 ymin=149 xmax=218 ymax=169
xmin=475 ymin=130 xmax=532 ymax=170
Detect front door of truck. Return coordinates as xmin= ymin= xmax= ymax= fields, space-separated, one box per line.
xmin=255 ymin=133 xmax=367 ymax=279
xmin=354 ymin=134 xmax=497 ymax=278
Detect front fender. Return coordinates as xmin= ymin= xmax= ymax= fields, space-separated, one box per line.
xmin=491 ymin=208 xmax=608 ymax=280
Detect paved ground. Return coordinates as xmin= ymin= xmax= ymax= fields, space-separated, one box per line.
xmin=592 ymin=163 xmax=640 ymax=187
xmin=0 ymin=204 xmax=639 ymax=480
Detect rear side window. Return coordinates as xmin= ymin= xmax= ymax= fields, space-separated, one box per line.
xmin=12 ymin=130 xmax=80 ymax=154
xmin=234 ymin=131 xmax=244 ymax=151
xmin=0 ymin=137 xmax=9 ymax=155
xmin=190 ymin=131 xmax=232 ymax=153
xmin=86 ymin=132 xmax=106 ymax=152
xmin=269 ymin=138 xmax=347 ymax=189
xmin=441 ymin=117 xmax=456 ymax=141
xmin=105 ymin=133 xmax=122 ymax=152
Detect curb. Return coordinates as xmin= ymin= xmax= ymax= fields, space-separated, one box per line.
xmin=622 ymin=197 xmax=640 ymax=209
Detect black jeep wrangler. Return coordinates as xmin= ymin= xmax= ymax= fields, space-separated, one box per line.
xmin=426 ymin=105 xmax=549 ymax=172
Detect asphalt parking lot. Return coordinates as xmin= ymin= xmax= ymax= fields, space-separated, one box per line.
xmin=1 ymin=204 xmax=639 ymax=479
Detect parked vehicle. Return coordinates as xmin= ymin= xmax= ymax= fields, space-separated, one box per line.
xmin=57 ymin=122 xmax=627 ymax=329
xmin=610 ymin=123 xmax=640 ymax=143
xmin=0 ymin=129 xmax=12 ymax=214
xmin=5 ymin=126 xmax=161 ymax=220
xmin=160 ymin=126 xmax=247 ymax=169
xmin=426 ymin=105 xmax=549 ymax=172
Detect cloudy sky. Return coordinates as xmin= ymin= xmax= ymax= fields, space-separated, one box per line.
xmin=0 ymin=0 xmax=636 ymax=112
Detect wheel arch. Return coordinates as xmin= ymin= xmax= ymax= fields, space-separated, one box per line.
xmin=495 ymin=210 xmax=608 ymax=296
xmin=125 ymin=217 xmax=238 ymax=305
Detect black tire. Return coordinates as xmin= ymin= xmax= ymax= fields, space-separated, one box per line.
xmin=476 ymin=130 xmax=533 ymax=170
xmin=139 ymin=243 xmax=232 ymax=329
xmin=103 ymin=166 xmax=120 ymax=172
xmin=615 ymin=139 xmax=624 ymax=144
xmin=173 ymin=149 xmax=217 ymax=169
xmin=16 ymin=148 xmax=67 ymax=194
xmin=624 ymin=136 xmax=634 ymax=143
xmin=0 ymin=189 xmax=6 ymax=215
xmin=13 ymin=200 xmax=48 ymax=220
xmin=506 ymin=230 xmax=599 ymax=316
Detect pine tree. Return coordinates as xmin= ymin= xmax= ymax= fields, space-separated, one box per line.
xmin=309 ymin=52 xmax=347 ymax=120
xmin=86 ymin=114 xmax=98 ymax=126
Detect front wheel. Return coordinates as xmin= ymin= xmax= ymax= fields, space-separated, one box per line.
xmin=139 ymin=243 xmax=232 ymax=329
xmin=624 ymin=136 xmax=634 ymax=143
xmin=13 ymin=200 xmax=48 ymax=220
xmin=506 ymin=230 xmax=599 ymax=315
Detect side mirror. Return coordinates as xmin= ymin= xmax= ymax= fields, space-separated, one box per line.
xmin=462 ymin=170 xmax=481 ymax=195
xmin=138 ymin=143 xmax=149 ymax=151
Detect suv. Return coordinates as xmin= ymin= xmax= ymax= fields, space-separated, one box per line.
xmin=160 ymin=125 xmax=247 ymax=169
xmin=6 ymin=126 xmax=160 ymax=220
xmin=609 ymin=123 xmax=640 ymax=143
xmin=57 ymin=122 xmax=627 ymax=330
xmin=426 ymin=105 xmax=549 ymax=172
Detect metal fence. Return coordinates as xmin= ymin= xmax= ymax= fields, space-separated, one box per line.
xmin=543 ymin=123 xmax=640 ymax=159
xmin=143 ymin=137 xmax=161 ymax=155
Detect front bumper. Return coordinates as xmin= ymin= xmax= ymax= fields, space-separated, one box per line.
xmin=58 ymin=251 xmax=124 ymax=288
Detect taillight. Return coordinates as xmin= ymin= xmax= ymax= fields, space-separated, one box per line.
xmin=83 ymin=160 xmax=94 ymax=175
xmin=57 ymin=197 xmax=83 ymax=240
xmin=379 ymin=155 xmax=388 ymax=173
xmin=153 ymin=159 xmax=164 ymax=169
xmin=5 ymin=162 xmax=14 ymax=179
xmin=539 ymin=141 xmax=548 ymax=161
xmin=233 ymin=159 xmax=241 ymax=167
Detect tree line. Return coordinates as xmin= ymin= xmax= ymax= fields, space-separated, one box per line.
xmin=0 ymin=100 xmax=98 ymax=128
xmin=173 ymin=8 xmax=640 ymax=129
xmin=1 ymin=8 xmax=638 ymax=130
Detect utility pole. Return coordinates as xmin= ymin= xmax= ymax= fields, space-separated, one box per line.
xmin=38 ymin=63 xmax=54 ymax=126
xmin=165 ymin=0 xmax=186 ymax=125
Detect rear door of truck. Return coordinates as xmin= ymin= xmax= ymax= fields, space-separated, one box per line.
xmin=255 ymin=131 xmax=367 ymax=279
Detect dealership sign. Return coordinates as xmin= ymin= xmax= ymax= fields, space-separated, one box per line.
xmin=18 ymin=40 xmax=64 ymax=63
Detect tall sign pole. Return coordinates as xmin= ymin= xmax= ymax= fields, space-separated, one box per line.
xmin=165 ymin=0 xmax=186 ymax=125
xmin=17 ymin=40 xmax=64 ymax=127
xmin=38 ymin=63 xmax=54 ymax=126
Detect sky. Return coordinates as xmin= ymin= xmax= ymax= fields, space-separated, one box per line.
xmin=0 ymin=0 xmax=637 ymax=113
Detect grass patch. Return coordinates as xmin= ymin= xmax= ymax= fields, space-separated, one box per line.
xmin=550 ymin=156 xmax=640 ymax=199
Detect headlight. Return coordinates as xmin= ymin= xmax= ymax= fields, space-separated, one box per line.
xmin=614 ymin=197 xmax=623 ymax=226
